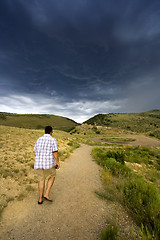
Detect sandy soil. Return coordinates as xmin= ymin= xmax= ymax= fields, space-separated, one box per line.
xmin=0 ymin=145 xmax=109 ymax=240
xmin=89 ymin=134 xmax=160 ymax=148
xmin=122 ymin=134 xmax=160 ymax=147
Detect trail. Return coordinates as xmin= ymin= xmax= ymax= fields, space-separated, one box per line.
xmin=0 ymin=145 xmax=108 ymax=240
xmin=89 ymin=134 xmax=160 ymax=147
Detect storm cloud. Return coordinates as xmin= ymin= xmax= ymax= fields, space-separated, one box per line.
xmin=0 ymin=0 xmax=160 ymax=122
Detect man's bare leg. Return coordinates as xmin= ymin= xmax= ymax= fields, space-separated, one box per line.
xmin=38 ymin=180 xmax=45 ymax=203
xmin=44 ymin=177 xmax=55 ymax=201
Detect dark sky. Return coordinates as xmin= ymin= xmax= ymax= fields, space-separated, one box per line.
xmin=0 ymin=0 xmax=160 ymax=122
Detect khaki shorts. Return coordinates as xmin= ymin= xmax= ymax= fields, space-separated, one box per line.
xmin=36 ymin=167 xmax=56 ymax=181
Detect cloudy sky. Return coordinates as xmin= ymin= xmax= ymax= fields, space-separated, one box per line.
xmin=0 ymin=0 xmax=160 ymax=123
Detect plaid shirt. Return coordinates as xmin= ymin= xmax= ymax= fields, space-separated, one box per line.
xmin=34 ymin=134 xmax=58 ymax=169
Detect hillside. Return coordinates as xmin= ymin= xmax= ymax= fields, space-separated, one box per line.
xmin=84 ymin=109 xmax=160 ymax=139
xmin=0 ymin=112 xmax=79 ymax=132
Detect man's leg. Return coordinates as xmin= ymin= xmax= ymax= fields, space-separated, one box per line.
xmin=44 ymin=177 xmax=55 ymax=201
xmin=38 ymin=180 xmax=45 ymax=203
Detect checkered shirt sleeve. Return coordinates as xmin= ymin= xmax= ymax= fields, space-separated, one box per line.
xmin=33 ymin=134 xmax=58 ymax=169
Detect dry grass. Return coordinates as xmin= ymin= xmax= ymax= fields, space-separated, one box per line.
xmin=0 ymin=125 xmax=79 ymax=216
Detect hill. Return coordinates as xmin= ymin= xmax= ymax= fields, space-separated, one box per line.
xmin=84 ymin=109 xmax=160 ymax=139
xmin=0 ymin=112 xmax=79 ymax=132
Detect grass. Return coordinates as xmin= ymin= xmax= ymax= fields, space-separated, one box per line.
xmin=101 ymin=137 xmax=136 ymax=143
xmin=0 ymin=112 xmax=79 ymax=132
xmin=1 ymin=122 xmax=160 ymax=238
xmin=101 ymin=225 xmax=118 ymax=240
xmin=123 ymin=176 xmax=160 ymax=237
xmin=0 ymin=125 xmax=80 ymax=217
xmin=84 ymin=109 xmax=160 ymax=139
xmin=92 ymin=146 xmax=160 ymax=238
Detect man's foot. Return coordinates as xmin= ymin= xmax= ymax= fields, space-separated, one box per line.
xmin=38 ymin=200 xmax=43 ymax=204
xmin=43 ymin=196 xmax=53 ymax=202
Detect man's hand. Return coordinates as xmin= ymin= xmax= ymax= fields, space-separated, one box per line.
xmin=55 ymin=162 xmax=60 ymax=169
xmin=53 ymin=151 xmax=60 ymax=169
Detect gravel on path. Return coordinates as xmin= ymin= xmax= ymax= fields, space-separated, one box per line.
xmin=0 ymin=145 xmax=108 ymax=240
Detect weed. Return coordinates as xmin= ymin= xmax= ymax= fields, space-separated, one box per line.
xmin=17 ymin=193 xmax=26 ymax=201
xmin=26 ymin=185 xmax=35 ymax=192
xmin=29 ymin=163 xmax=34 ymax=169
xmin=95 ymin=190 xmax=114 ymax=202
xmin=13 ymin=169 xmax=19 ymax=173
xmin=101 ymin=225 xmax=118 ymax=240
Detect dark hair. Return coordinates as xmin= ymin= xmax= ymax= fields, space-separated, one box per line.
xmin=45 ymin=126 xmax=52 ymax=134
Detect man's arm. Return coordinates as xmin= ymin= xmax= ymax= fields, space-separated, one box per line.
xmin=53 ymin=151 xmax=60 ymax=169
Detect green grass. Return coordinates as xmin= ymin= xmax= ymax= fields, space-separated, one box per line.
xmin=84 ymin=109 xmax=160 ymax=139
xmin=123 ymin=176 xmax=160 ymax=237
xmin=0 ymin=112 xmax=79 ymax=132
xmin=101 ymin=225 xmax=118 ymax=240
xmin=124 ymin=146 xmax=160 ymax=174
xmin=92 ymin=146 xmax=160 ymax=238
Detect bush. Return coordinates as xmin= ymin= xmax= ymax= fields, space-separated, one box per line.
xmin=106 ymin=150 xmax=125 ymax=165
xmin=92 ymin=148 xmax=125 ymax=165
xmin=124 ymin=146 xmax=158 ymax=165
xmin=101 ymin=225 xmax=118 ymax=240
xmin=108 ymin=159 xmax=130 ymax=176
xmin=92 ymin=148 xmax=130 ymax=177
xmin=123 ymin=177 xmax=160 ymax=237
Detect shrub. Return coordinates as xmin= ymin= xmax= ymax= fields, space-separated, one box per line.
xmin=124 ymin=146 xmax=158 ymax=165
xmin=67 ymin=141 xmax=80 ymax=151
xmin=101 ymin=225 xmax=118 ymax=240
xmin=92 ymin=148 xmax=130 ymax=177
xmin=104 ymin=158 xmax=131 ymax=177
xmin=105 ymin=150 xmax=125 ymax=165
xmin=123 ymin=177 xmax=160 ymax=237
xmin=92 ymin=148 xmax=125 ymax=165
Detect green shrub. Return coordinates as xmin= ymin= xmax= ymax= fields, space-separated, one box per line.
xmin=123 ymin=177 xmax=160 ymax=237
xmin=67 ymin=141 xmax=80 ymax=149
xmin=96 ymin=130 xmax=101 ymax=134
xmin=105 ymin=150 xmax=125 ymax=165
xmin=92 ymin=147 xmax=125 ymax=166
xmin=92 ymin=148 xmax=130 ymax=177
xmin=67 ymin=141 xmax=74 ymax=146
xmin=149 ymin=129 xmax=160 ymax=140
xmin=124 ymin=146 xmax=158 ymax=165
xmin=101 ymin=225 xmax=118 ymax=240
xmin=103 ymin=158 xmax=131 ymax=177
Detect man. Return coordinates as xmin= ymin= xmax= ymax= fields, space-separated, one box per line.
xmin=34 ymin=126 xmax=60 ymax=204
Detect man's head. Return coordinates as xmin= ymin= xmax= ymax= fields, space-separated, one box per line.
xmin=45 ymin=126 xmax=53 ymax=134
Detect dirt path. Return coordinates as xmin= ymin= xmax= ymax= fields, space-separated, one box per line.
xmin=89 ymin=134 xmax=160 ymax=147
xmin=0 ymin=145 xmax=108 ymax=240
xmin=122 ymin=134 xmax=160 ymax=147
